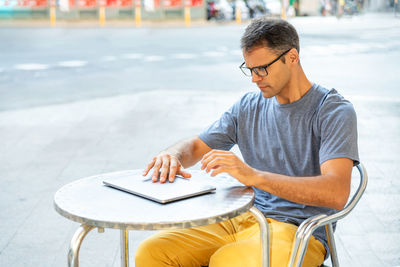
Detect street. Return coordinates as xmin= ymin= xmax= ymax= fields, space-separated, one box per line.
xmin=0 ymin=13 xmax=399 ymax=266
xmin=0 ymin=14 xmax=399 ymax=110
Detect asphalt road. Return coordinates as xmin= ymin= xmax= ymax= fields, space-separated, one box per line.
xmin=0 ymin=13 xmax=399 ymax=111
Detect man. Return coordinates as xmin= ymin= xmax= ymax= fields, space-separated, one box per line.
xmin=135 ymin=17 xmax=359 ymax=267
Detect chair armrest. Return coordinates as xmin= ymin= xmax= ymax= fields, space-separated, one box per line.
xmin=299 ymin=163 xmax=368 ymax=235
xmin=288 ymin=163 xmax=368 ymax=267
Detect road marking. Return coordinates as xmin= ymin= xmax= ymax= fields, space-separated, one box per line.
xmin=303 ymin=45 xmax=326 ymax=55
xmin=58 ymin=60 xmax=88 ymax=67
xmin=230 ymin=50 xmax=242 ymax=56
xmin=303 ymin=41 xmax=399 ymax=56
xmin=101 ymin=56 xmax=117 ymax=61
xmin=349 ymin=95 xmax=400 ymax=103
xmin=202 ymin=51 xmax=226 ymax=57
xmin=144 ymin=55 xmax=165 ymax=62
xmin=14 ymin=63 xmax=49 ymax=71
xmin=346 ymin=43 xmax=370 ymax=52
xmin=217 ymin=46 xmax=229 ymax=51
xmin=171 ymin=53 xmax=198 ymax=59
xmin=122 ymin=53 xmax=144 ymax=59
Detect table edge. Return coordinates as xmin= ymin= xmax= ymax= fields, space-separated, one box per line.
xmin=53 ymin=170 xmax=255 ymax=230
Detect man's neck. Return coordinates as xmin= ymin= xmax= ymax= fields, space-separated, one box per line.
xmin=275 ymin=67 xmax=312 ymax=105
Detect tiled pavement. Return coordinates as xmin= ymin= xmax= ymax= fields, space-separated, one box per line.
xmin=0 ymin=88 xmax=399 ymax=266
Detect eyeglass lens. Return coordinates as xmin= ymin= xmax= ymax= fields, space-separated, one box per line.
xmin=242 ymin=66 xmax=267 ymax=77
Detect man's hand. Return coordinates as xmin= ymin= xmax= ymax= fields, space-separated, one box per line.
xmin=200 ymin=150 xmax=256 ymax=186
xmin=142 ymin=152 xmax=191 ymax=183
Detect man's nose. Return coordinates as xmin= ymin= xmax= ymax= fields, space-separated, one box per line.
xmin=251 ymin=71 xmax=262 ymax=83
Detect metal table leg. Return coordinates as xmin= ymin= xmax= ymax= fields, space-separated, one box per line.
xmin=120 ymin=229 xmax=129 ymax=267
xmin=249 ymin=206 xmax=270 ymax=267
xmin=68 ymin=224 xmax=96 ymax=267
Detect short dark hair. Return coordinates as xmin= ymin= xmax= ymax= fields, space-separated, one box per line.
xmin=241 ymin=18 xmax=300 ymax=58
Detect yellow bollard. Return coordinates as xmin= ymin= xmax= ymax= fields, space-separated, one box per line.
xmin=99 ymin=6 xmax=106 ymax=27
xmin=235 ymin=7 xmax=241 ymax=24
xmin=50 ymin=1 xmax=56 ymax=27
xmin=337 ymin=0 xmax=345 ymax=17
xmin=280 ymin=2 xmax=287 ymax=19
xmin=135 ymin=6 xmax=142 ymax=27
xmin=184 ymin=6 xmax=191 ymax=27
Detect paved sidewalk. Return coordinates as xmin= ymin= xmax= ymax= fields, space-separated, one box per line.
xmin=0 ymin=88 xmax=399 ymax=266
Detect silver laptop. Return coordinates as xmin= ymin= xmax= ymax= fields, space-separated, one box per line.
xmin=103 ymin=172 xmax=216 ymax=204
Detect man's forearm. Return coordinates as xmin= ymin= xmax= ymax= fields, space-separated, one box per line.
xmin=251 ymin=170 xmax=350 ymax=210
xmin=202 ymin=152 xmax=353 ymax=210
xmin=250 ymin=158 xmax=353 ymax=210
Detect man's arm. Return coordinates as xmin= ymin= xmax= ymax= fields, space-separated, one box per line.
xmin=142 ymin=136 xmax=212 ymax=183
xmin=201 ymin=150 xmax=352 ymax=210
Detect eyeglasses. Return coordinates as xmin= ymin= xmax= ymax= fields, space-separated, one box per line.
xmin=239 ymin=49 xmax=291 ymax=77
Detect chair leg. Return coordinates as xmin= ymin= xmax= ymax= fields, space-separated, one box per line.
xmin=68 ymin=224 xmax=96 ymax=267
xmin=288 ymin=230 xmax=304 ymax=267
xmin=325 ymin=224 xmax=339 ymax=267
xmin=249 ymin=206 xmax=270 ymax=267
xmin=292 ymin=220 xmax=322 ymax=267
xmin=288 ymin=214 xmax=326 ymax=267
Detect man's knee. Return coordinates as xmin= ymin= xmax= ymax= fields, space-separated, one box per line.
xmin=134 ymin=237 xmax=153 ymax=267
xmin=209 ymin=242 xmax=259 ymax=267
xmin=135 ymin=235 xmax=167 ymax=267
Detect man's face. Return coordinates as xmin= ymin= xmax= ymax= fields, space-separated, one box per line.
xmin=243 ymin=46 xmax=291 ymax=99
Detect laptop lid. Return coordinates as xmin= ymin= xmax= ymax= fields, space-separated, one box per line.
xmin=103 ymin=172 xmax=216 ymax=204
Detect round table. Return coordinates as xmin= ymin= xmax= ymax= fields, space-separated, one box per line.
xmin=54 ymin=169 xmax=270 ymax=267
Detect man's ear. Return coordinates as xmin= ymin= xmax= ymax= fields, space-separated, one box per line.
xmin=288 ymin=48 xmax=299 ymax=64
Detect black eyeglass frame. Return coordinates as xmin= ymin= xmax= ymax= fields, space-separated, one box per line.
xmin=239 ymin=48 xmax=292 ymax=77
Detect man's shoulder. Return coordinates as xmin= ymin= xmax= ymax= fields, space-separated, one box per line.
xmin=318 ymin=87 xmax=356 ymax=120
xmin=324 ymin=88 xmax=355 ymax=109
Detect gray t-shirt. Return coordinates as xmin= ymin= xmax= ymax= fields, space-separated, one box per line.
xmin=198 ymin=83 xmax=359 ymax=255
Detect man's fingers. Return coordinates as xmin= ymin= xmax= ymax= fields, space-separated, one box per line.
xmin=152 ymin=157 xmax=163 ymax=182
xmin=205 ymin=157 xmax=233 ymax=173
xmin=178 ymin=168 xmax=192 ymax=179
xmin=210 ymin=166 xmax=226 ymax=177
xmin=201 ymin=150 xmax=232 ymax=170
xmin=145 ymin=154 xmax=188 ymax=183
xmin=168 ymin=160 xmax=179 ymax=182
xmin=201 ymin=150 xmax=218 ymax=170
xmin=159 ymin=156 xmax=171 ymax=183
xmin=142 ymin=158 xmax=156 ymax=176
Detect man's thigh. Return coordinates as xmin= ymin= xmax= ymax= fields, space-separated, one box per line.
xmin=135 ymin=215 xmax=240 ymax=267
xmin=135 ymin=212 xmax=326 ymax=267
xmin=209 ymin=217 xmax=326 ymax=267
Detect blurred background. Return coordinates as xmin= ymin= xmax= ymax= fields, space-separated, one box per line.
xmin=0 ymin=1 xmax=400 ymax=266
xmin=0 ymin=0 xmax=398 ymax=23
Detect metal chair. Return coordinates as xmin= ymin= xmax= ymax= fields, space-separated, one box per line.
xmin=287 ymin=163 xmax=368 ymax=267
xmin=203 ymin=163 xmax=368 ymax=267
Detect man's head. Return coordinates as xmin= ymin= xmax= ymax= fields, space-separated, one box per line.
xmin=240 ymin=18 xmax=306 ymax=102
xmin=241 ymin=18 xmax=300 ymax=57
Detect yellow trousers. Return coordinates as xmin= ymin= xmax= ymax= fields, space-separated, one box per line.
xmin=135 ymin=211 xmax=326 ymax=267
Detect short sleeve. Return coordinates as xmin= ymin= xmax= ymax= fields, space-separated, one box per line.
xmin=197 ymin=98 xmax=241 ymax=151
xmin=318 ymin=93 xmax=359 ymax=166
